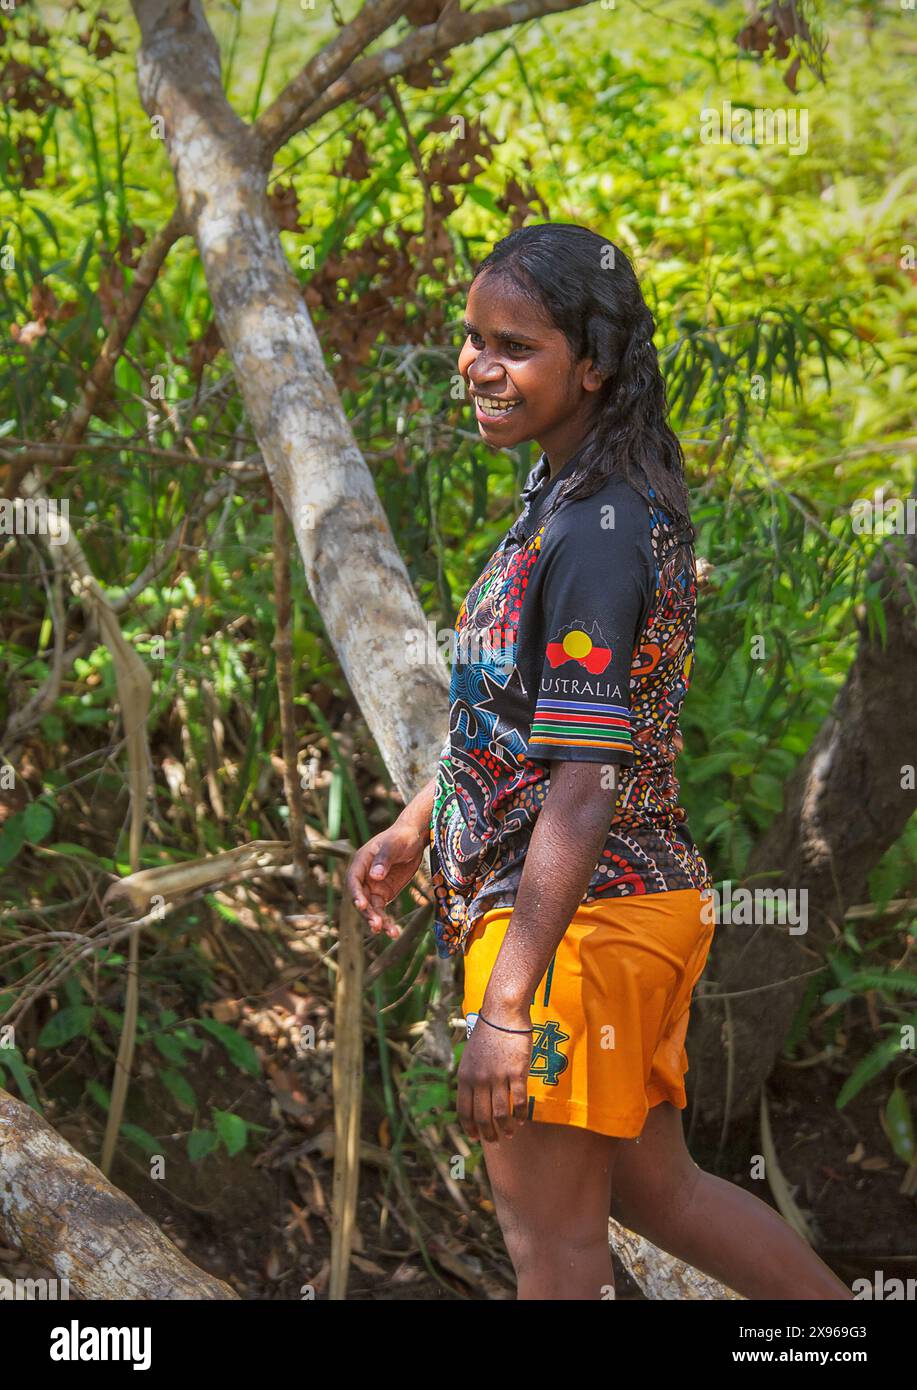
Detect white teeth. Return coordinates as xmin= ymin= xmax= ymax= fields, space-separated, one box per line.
xmin=476 ymin=396 xmax=522 ymax=416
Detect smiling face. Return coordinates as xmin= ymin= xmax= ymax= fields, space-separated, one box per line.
xmin=457 ymin=271 xmax=605 ymax=470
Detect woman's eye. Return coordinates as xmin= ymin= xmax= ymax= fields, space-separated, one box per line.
xmin=463 ymin=333 xmax=528 ymax=355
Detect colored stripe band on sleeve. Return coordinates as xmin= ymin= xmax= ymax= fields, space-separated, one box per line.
xmin=529 ymin=698 xmax=633 ymax=752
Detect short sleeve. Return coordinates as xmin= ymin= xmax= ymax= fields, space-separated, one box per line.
xmin=525 ymin=487 xmax=654 ymax=766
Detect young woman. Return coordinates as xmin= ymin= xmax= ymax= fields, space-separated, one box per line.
xmin=347 ymin=223 xmax=852 ymax=1301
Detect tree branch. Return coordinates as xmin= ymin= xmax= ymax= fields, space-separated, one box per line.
xmin=272 ymin=489 xmax=311 ymax=886
xmin=262 ymin=0 xmax=595 ymax=140
xmin=2 ymin=209 xmax=185 ymax=502
xmin=255 ymin=0 xmax=413 ymax=158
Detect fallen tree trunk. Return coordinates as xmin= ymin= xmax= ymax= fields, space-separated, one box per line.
xmin=689 ymin=502 xmax=917 ymax=1133
xmin=0 ymin=1089 xmax=238 ymax=1299
xmin=608 ymin=1219 xmax=743 ymax=1300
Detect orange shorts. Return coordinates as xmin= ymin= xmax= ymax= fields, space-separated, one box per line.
xmin=461 ymin=888 xmax=715 ymax=1140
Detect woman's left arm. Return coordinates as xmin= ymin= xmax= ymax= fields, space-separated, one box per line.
xmin=456 ymin=759 xmax=618 ymax=1143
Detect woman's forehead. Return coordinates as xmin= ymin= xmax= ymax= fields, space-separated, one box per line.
xmin=465 ymin=277 xmax=557 ymax=337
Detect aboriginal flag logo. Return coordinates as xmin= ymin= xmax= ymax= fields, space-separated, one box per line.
xmin=545 ymin=620 xmax=612 ymax=674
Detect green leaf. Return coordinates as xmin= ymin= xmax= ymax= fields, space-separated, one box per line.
xmin=152 ymin=1032 xmax=189 ymax=1064
xmin=837 ymin=970 xmax=917 ymax=997
xmin=37 ymin=1004 xmax=94 ymax=1048
xmin=0 ymin=814 xmax=26 ymax=867
xmin=39 ymin=712 xmax=65 ymax=741
xmin=188 ymin=1128 xmax=219 ymax=1162
xmin=85 ymin=1079 xmax=111 ymax=1112
xmin=45 ymin=842 xmax=106 ymax=863
xmin=23 ymin=800 xmax=54 ymax=843
xmin=463 ymin=182 xmax=500 ymax=214
xmin=159 ymin=1067 xmax=196 ymax=1112
xmin=835 ymin=1033 xmax=903 ymax=1109
xmin=885 ymin=1086 xmax=915 ymax=1164
xmin=1 ymin=1047 xmax=42 ymax=1111
xmin=120 ymin=1123 xmax=162 ymax=1156
xmin=212 ymin=1108 xmax=248 ymax=1157
xmin=197 ymin=1018 xmax=260 ymax=1076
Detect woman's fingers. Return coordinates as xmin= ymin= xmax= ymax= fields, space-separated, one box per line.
xmin=457 ymin=1077 xmax=479 ymax=1141
xmin=346 ymin=844 xmax=375 ymax=915
xmin=510 ymin=1074 xmax=529 ymax=1127
xmin=359 ymin=882 xmax=399 ymax=937
xmin=348 ymin=845 xmax=395 ymax=929
xmin=473 ymin=1080 xmax=497 ymax=1144
xmin=348 ymin=836 xmax=415 ymax=940
xmin=492 ymin=1076 xmax=518 ymax=1139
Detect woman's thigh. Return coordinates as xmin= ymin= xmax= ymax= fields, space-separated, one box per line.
xmin=482 ymin=1119 xmax=620 ymax=1255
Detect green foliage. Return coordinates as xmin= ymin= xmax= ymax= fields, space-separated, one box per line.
xmin=0 ymin=797 xmax=55 ymax=867
xmin=186 ymin=1110 xmax=268 ymax=1163
xmin=37 ymin=1004 xmax=94 ymax=1048
xmin=0 ymin=1046 xmax=41 ymax=1111
xmin=785 ymin=906 xmax=917 ymax=1161
xmin=835 ymin=1028 xmax=914 ymax=1112
xmin=885 ymin=1087 xmax=915 ymax=1166
xmin=0 ymin=0 xmax=913 ymax=1188
xmin=196 ymin=1018 xmax=261 ymax=1078
xmin=402 ymin=1058 xmax=456 ymax=1131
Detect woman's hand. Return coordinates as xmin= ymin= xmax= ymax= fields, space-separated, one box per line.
xmin=457 ymin=1003 xmax=533 ymax=1142
xmin=345 ymin=817 xmax=427 ymax=938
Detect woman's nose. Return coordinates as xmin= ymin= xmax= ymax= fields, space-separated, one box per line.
xmin=468 ymin=358 xmax=504 ymax=389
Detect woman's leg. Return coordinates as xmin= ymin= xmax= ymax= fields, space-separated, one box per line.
xmin=611 ymin=1101 xmax=853 ymax=1300
xmin=482 ymin=1119 xmax=620 ymax=1300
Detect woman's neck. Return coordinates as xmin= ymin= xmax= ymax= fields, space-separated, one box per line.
xmin=540 ymin=412 xmax=600 ymax=479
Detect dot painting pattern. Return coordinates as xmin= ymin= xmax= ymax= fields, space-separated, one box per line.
xmin=429 ymin=473 xmax=711 ymax=959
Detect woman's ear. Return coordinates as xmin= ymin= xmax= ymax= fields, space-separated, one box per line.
xmin=581 ymin=359 xmax=606 ymax=393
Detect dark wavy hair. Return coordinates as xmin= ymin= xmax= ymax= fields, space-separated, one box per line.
xmin=472 ymin=223 xmax=694 ymax=540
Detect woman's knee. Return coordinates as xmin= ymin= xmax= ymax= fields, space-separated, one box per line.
xmin=506 ymin=1223 xmax=612 ymax=1283
xmin=612 ymin=1103 xmax=702 ymax=1234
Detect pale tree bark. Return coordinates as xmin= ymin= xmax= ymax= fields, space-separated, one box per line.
xmin=131 ymin=0 xmax=453 ymax=797
xmin=689 ymin=504 xmax=917 ymax=1133
xmin=0 ymin=1088 xmax=238 ymax=1299
xmin=128 ymin=0 xmax=597 ymax=797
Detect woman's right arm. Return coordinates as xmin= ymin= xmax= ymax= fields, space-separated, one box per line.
xmin=346 ymin=773 xmax=438 ymax=936
xmin=396 ymin=774 xmax=437 ymax=841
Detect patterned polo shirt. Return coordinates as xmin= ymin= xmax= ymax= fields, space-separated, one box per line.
xmin=428 ymin=449 xmax=711 ymax=959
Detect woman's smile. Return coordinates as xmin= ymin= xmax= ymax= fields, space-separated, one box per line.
xmin=472 ymin=391 xmax=525 ymax=422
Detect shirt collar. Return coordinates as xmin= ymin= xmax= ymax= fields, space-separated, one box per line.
xmin=519 ymin=452 xmax=551 ymax=503
xmin=504 ymin=449 xmax=583 ymax=550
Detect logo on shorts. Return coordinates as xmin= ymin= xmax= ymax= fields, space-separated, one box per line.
xmin=530 ymin=1020 xmax=570 ymax=1086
